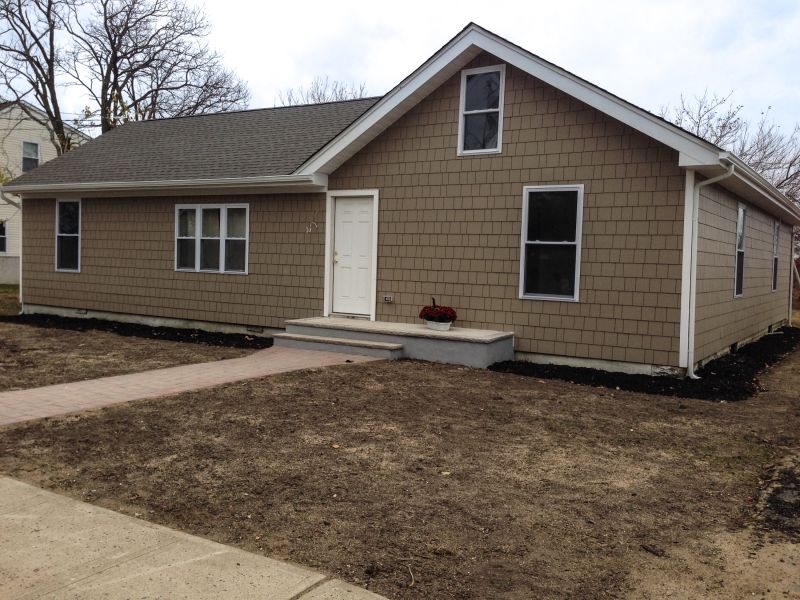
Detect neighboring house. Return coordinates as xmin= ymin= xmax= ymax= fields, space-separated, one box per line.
xmin=0 ymin=101 xmax=89 ymax=284
xmin=4 ymin=23 xmax=799 ymax=375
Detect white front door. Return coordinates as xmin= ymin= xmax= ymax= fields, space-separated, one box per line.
xmin=332 ymin=196 xmax=374 ymax=316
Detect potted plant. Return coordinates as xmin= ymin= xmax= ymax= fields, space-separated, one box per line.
xmin=419 ymin=297 xmax=457 ymax=331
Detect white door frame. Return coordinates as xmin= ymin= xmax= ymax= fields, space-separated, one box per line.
xmin=324 ymin=189 xmax=379 ymax=320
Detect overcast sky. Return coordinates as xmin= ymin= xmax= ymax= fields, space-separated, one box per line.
xmin=197 ymin=0 xmax=799 ymax=131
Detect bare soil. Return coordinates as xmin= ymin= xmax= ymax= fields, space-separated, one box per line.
xmin=2 ymin=352 xmax=799 ymax=598
xmin=0 ymin=285 xmax=271 ymax=391
xmin=0 ymin=320 xmax=251 ymax=392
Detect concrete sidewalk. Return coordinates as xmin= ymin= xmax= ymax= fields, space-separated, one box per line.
xmin=0 ymin=346 xmax=376 ymax=426
xmin=0 ymin=477 xmax=385 ymax=599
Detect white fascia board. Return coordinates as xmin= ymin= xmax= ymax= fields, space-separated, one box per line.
xmin=467 ymin=31 xmax=722 ymax=166
xmin=6 ymin=173 xmax=328 ymax=197
xmin=296 ymin=25 xmax=722 ymax=176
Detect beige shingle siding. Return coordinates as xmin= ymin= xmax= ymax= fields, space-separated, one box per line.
xmin=21 ymin=195 xmax=326 ymax=328
xmin=694 ymin=184 xmax=791 ymax=363
xmin=329 ymin=54 xmax=685 ymax=367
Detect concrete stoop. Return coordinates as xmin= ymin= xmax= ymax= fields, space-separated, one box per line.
xmin=275 ymin=317 xmax=515 ymax=368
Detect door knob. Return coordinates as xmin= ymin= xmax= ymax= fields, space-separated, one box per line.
xmin=333 ymin=251 xmax=339 ymax=264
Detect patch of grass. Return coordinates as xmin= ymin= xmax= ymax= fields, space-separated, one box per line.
xmin=0 ymin=284 xmax=20 ymax=316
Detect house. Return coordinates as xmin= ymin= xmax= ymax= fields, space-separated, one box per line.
xmin=4 ymin=23 xmax=799 ymax=375
xmin=0 ymin=101 xmax=89 ymax=284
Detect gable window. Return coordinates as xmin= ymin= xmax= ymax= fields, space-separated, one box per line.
xmin=734 ymin=204 xmax=746 ymax=297
xmin=458 ymin=64 xmax=505 ymax=155
xmin=22 ymin=141 xmax=39 ymax=172
xmin=56 ymin=200 xmax=80 ymax=272
xmin=519 ymin=185 xmax=583 ymax=301
xmin=0 ymin=220 xmax=6 ymax=253
xmin=772 ymin=220 xmax=780 ymax=292
xmin=175 ymin=204 xmax=249 ymax=274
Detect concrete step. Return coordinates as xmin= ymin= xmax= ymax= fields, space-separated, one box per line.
xmin=272 ymin=333 xmax=404 ymax=360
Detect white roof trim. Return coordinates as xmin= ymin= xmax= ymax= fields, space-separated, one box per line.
xmin=296 ymin=23 xmax=798 ymax=225
xmin=6 ymin=173 xmax=327 ymax=195
xmin=295 ymin=23 xmax=722 ymax=175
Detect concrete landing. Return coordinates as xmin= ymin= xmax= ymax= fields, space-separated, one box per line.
xmin=0 ymin=477 xmax=386 ymax=600
xmin=286 ymin=317 xmax=515 ymax=368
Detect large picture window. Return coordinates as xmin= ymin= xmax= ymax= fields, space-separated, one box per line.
xmin=175 ymin=204 xmax=249 ymax=274
xmin=734 ymin=204 xmax=746 ymax=297
xmin=56 ymin=200 xmax=80 ymax=272
xmin=519 ymin=185 xmax=583 ymax=301
xmin=458 ymin=65 xmax=505 ymax=155
xmin=772 ymin=220 xmax=780 ymax=292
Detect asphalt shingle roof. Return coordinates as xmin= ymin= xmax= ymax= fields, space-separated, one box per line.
xmin=6 ymin=97 xmax=380 ymax=187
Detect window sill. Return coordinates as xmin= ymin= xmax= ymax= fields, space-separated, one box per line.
xmin=458 ymin=147 xmax=502 ymax=157
xmin=55 ymin=268 xmax=80 ymax=274
xmin=175 ymin=268 xmax=248 ymax=276
xmin=520 ymin=293 xmax=579 ymax=303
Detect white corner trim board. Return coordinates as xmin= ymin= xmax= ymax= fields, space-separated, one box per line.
xmin=678 ymin=169 xmax=696 ymax=369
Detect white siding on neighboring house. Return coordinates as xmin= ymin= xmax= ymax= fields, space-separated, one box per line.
xmin=0 ymin=103 xmax=87 ymax=283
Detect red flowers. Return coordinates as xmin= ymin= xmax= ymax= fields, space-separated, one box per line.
xmin=419 ymin=297 xmax=457 ymax=323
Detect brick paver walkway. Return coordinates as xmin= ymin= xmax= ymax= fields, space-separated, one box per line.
xmin=0 ymin=347 xmax=375 ymax=426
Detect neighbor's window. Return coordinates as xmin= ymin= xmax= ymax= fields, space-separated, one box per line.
xmin=519 ymin=185 xmax=584 ymax=301
xmin=0 ymin=220 xmax=6 ymax=252
xmin=734 ymin=204 xmax=746 ymax=297
xmin=56 ymin=200 xmax=80 ymax=271
xmin=22 ymin=141 xmax=39 ymax=172
xmin=175 ymin=204 xmax=248 ymax=274
xmin=458 ymin=65 xmax=505 ymax=154
xmin=772 ymin=220 xmax=780 ymax=292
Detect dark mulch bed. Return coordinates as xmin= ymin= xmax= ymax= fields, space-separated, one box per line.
xmin=763 ymin=468 xmax=800 ymax=540
xmin=490 ymin=326 xmax=800 ymax=401
xmin=0 ymin=313 xmax=273 ymax=349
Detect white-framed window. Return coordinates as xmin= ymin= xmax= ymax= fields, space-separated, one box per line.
xmin=734 ymin=204 xmax=746 ymax=297
xmin=22 ymin=141 xmax=39 ymax=172
xmin=519 ymin=184 xmax=584 ymax=302
xmin=457 ymin=64 xmax=505 ymax=155
xmin=0 ymin=220 xmax=6 ymax=253
xmin=772 ymin=219 xmax=780 ymax=292
xmin=175 ymin=204 xmax=249 ymax=274
xmin=56 ymin=199 xmax=80 ymax=272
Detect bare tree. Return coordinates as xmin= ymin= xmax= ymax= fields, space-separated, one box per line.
xmin=0 ymin=0 xmax=76 ymax=154
xmin=62 ymin=0 xmax=249 ymax=133
xmin=661 ymin=91 xmax=800 ymax=203
xmin=277 ymin=76 xmax=368 ymax=106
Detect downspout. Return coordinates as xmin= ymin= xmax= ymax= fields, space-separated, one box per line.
xmin=686 ymin=160 xmax=735 ymax=378
xmin=793 ymin=259 xmax=800 ymax=326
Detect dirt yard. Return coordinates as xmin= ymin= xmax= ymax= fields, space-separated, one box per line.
xmin=0 ymin=286 xmax=252 ymax=390
xmin=2 ymin=353 xmax=799 ymax=598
